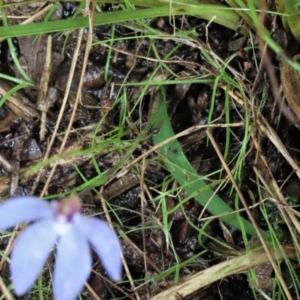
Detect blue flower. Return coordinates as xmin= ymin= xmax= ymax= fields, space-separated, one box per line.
xmin=0 ymin=195 xmax=122 ymax=300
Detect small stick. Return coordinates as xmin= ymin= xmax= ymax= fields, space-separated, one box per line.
xmin=37 ymin=35 xmax=53 ymax=141
xmin=0 ymin=154 xmax=16 ymax=173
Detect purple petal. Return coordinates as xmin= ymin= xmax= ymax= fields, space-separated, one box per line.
xmin=74 ymin=215 xmax=122 ymax=281
xmin=54 ymin=225 xmax=91 ymax=300
xmin=0 ymin=197 xmax=53 ymax=231
xmin=11 ymin=220 xmax=57 ymax=295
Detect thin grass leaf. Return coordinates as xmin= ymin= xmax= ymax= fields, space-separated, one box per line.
xmin=0 ymin=5 xmax=240 ymax=38
xmin=150 ymin=88 xmax=270 ymax=239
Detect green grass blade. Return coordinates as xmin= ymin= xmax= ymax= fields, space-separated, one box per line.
xmin=0 ymin=5 xmax=240 ymax=38
xmin=150 ymin=88 xmax=270 ymax=239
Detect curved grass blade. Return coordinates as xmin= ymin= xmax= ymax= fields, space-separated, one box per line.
xmin=150 ymin=88 xmax=270 ymax=240
xmin=0 ymin=5 xmax=240 ymax=38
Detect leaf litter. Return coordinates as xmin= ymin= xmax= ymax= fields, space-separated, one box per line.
xmin=0 ymin=1 xmax=300 ymax=300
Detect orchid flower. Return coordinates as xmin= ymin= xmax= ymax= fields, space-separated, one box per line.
xmin=0 ymin=195 xmax=122 ymax=300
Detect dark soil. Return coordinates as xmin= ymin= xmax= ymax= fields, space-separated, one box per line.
xmin=0 ymin=1 xmax=300 ymax=300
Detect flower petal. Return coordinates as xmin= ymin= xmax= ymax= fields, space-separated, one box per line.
xmin=54 ymin=225 xmax=91 ymax=300
xmin=0 ymin=196 xmax=53 ymax=231
xmin=11 ymin=220 xmax=57 ymax=295
xmin=74 ymin=215 xmax=122 ymax=281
